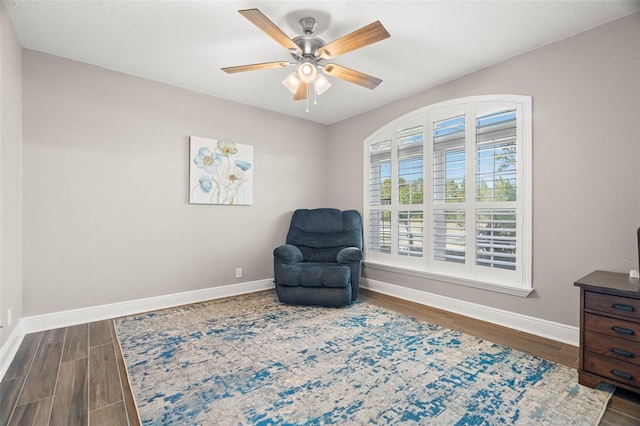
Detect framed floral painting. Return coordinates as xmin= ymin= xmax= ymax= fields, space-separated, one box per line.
xmin=189 ymin=136 xmax=253 ymax=205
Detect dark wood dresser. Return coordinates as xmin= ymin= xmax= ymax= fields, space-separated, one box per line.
xmin=575 ymin=270 xmax=640 ymax=393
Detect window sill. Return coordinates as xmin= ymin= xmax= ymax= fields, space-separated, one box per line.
xmin=363 ymin=262 xmax=534 ymax=297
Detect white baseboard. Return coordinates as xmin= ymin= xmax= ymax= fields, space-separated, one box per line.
xmin=0 ymin=322 xmax=26 ymax=380
xmin=361 ymin=278 xmax=579 ymax=346
xmin=0 ymin=279 xmax=275 ymax=378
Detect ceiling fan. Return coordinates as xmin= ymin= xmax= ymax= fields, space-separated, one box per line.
xmin=221 ymin=9 xmax=390 ymax=104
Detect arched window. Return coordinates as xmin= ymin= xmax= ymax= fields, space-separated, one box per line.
xmin=364 ymin=95 xmax=532 ymax=295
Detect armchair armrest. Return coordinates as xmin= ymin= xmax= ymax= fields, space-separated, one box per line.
xmin=274 ymin=244 xmax=304 ymax=264
xmin=337 ymin=247 xmax=363 ymax=265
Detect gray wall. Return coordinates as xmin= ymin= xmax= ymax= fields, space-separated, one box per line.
xmin=326 ymin=13 xmax=640 ymax=327
xmin=22 ymin=51 xmax=328 ymax=316
xmin=0 ymin=1 xmax=23 ymax=347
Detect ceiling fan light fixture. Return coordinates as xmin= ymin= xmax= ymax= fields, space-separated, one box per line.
xmin=313 ymin=74 xmax=331 ymax=95
xmin=297 ymin=60 xmax=317 ymax=84
xmin=225 ymin=9 xmax=389 ymax=105
xmin=282 ymin=72 xmax=301 ymax=94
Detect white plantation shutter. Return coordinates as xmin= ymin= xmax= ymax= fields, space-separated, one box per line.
xmin=476 ymin=109 xmax=517 ymax=203
xmin=368 ymin=210 xmax=391 ymax=254
xmin=369 ymin=139 xmax=391 ymax=206
xmin=397 ymin=124 xmax=424 ymax=259
xmin=398 ymin=210 xmax=423 ymax=257
xmin=433 ymin=210 xmax=465 ymax=263
xmin=368 ymin=137 xmax=392 ymax=256
xmin=398 ymin=125 xmax=424 ymax=205
xmin=364 ymin=95 xmax=531 ymax=293
xmin=476 ymin=209 xmax=517 ymax=270
xmin=433 ymin=115 xmax=466 ymax=204
xmin=475 ymin=108 xmax=518 ymax=272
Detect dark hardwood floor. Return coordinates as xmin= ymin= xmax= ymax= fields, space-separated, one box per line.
xmin=1 ymin=320 xmax=139 ymax=425
xmin=1 ymin=288 xmax=639 ymax=425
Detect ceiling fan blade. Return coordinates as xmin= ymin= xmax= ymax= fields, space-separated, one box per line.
xmin=293 ymin=82 xmax=308 ymax=101
xmin=322 ymin=64 xmax=383 ymax=90
xmin=239 ymin=9 xmax=302 ymax=55
xmin=221 ymin=61 xmax=291 ymax=74
xmin=318 ymin=21 xmax=390 ymax=59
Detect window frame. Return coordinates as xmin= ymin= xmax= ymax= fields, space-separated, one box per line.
xmin=363 ymin=95 xmax=532 ymax=297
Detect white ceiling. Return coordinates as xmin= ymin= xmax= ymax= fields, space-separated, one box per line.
xmin=5 ymin=0 xmax=640 ymax=125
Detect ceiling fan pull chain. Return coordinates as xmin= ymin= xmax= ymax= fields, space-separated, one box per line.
xmin=306 ymin=85 xmax=310 ymax=112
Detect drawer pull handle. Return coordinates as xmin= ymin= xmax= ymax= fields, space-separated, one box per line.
xmin=611 ymin=369 xmax=634 ymax=381
xmin=612 ymin=326 xmax=635 ymax=336
xmin=612 ymin=348 xmax=636 ymax=358
xmin=612 ymin=303 xmax=635 ymax=312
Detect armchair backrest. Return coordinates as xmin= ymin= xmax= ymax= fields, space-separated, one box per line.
xmin=286 ymin=208 xmax=363 ymax=262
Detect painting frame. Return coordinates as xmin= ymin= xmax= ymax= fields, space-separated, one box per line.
xmin=189 ymin=136 xmax=254 ymax=205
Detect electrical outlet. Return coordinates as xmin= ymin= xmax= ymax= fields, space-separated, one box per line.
xmin=235 ymin=267 xmax=243 ymax=278
xmin=7 ymin=308 xmax=12 ymax=327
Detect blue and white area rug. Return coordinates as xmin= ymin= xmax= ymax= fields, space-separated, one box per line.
xmin=114 ymin=291 xmax=613 ymax=425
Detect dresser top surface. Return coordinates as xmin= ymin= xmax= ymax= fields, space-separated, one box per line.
xmin=575 ymin=270 xmax=640 ymax=296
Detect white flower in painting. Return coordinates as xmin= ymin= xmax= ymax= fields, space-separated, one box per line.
xmin=217 ymin=140 xmax=238 ymax=157
xmin=224 ymin=170 xmax=247 ymax=189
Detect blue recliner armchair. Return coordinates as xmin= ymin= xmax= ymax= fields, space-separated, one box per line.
xmin=273 ymin=208 xmax=363 ymax=307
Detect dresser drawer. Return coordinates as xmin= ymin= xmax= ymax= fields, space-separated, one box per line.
xmin=584 ymin=330 xmax=640 ymax=367
xmin=584 ymin=352 xmax=640 ymax=388
xmin=585 ymin=290 xmax=640 ymax=320
xmin=584 ymin=313 xmax=640 ymax=343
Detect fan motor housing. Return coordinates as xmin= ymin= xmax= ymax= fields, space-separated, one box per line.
xmin=292 ymin=36 xmax=325 ymax=59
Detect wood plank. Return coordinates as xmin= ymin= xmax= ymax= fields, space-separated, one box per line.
xmin=9 ymin=396 xmax=53 ymax=426
xmin=62 ymin=324 xmax=88 ymax=362
xmin=559 ymin=343 xmax=580 ymax=366
xmin=90 ymin=401 xmax=130 ymax=426
xmin=41 ymin=327 xmax=67 ymax=345
xmin=90 ymin=321 xmax=113 ymax=348
xmin=600 ymin=409 xmax=640 ymax=426
xmin=2 ymin=332 xmax=42 ymax=381
xmin=33 ymin=397 xmax=55 ymax=425
xmin=17 ymin=341 xmax=63 ymax=405
xmin=0 ymin=378 xmax=22 ymax=425
xmin=50 ymin=358 xmax=88 ymax=426
xmin=608 ymin=388 xmax=640 ymax=418
xmin=89 ymin=343 xmax=123 ymax=411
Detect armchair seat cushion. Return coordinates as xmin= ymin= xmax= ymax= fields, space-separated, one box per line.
xmin=277 ymin=263 xmax=350 ymax=288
